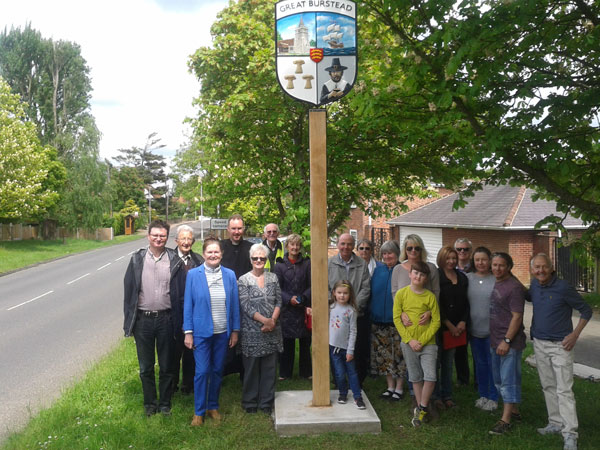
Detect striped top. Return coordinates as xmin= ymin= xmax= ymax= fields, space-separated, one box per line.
xmin=205 ymin=265 xmax=227 ymax=334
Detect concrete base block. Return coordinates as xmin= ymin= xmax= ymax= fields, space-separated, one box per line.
xmin=274 ymin=390 xmax=381 ymax=437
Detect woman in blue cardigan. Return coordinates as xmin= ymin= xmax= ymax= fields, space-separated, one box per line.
xmin=183 ymin=236 xmax=240 ymax=426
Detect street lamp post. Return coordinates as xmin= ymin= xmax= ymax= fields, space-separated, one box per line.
xmin=198 ymin=172 xmax=205 ymax=241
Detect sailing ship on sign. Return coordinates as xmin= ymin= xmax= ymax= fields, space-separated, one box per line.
xmin=323 ymin=22 xmax=344 ymax=48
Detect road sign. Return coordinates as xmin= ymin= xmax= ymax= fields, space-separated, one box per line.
xmin=275 ymin=0 xmax=357 ymax=106
xmin=210 ymin=218 xmax=228 ymax=230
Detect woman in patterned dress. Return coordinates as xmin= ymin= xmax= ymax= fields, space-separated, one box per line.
xmin=238 ymin=243 xmax=283 ymax=414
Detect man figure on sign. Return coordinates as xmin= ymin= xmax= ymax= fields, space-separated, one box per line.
xmin=220 ymin=214 xmax=253 ymax=280
xmin=262 ymin=223 xmax=284 ymax=272
xmin=320 ymin=58 xmax=352 ymax=104
xmin=328 ymin=233 xmax=371 ymax=384
xmin=172 ymin=224 xmax=204 ymax=395
xmin=123 ymin=220 xmax=186 ymax=417
xmin=529 ymin=254 xmax=592 ymax=450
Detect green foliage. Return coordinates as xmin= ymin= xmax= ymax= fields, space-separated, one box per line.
xmin=357 ymin=0 xmax=600 ymax=249
xmin=0 ymin=77 xmax=65 ymax=220
xmin=0 ymin=24 xmax=109 ymax=230
xmin=176 ymin=0 xmax=443 ymax=238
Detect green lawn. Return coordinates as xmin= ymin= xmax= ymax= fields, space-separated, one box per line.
xmin=2 ymin=341 xmax=598 ymax=449
xmin=0 ymin=235 xmax=144 ymax=274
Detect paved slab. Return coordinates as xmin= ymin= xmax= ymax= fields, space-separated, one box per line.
xmin=274 ymin=390 xmax=381 ymax=437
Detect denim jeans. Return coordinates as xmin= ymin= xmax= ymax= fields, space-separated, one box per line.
xmin=470 ymin=337 xmax=498 ymax=401
xmin=193 ymin=332 xmax=229 ymax=416
xmin=330 ymin=346 xmax=362 ymax=399
xmin=490 ymin=346 xmax=522 ymax=404
xmin=133 ymin=311 xmax=175 ymax=409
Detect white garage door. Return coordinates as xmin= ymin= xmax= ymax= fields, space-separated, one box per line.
xmin=399 ymin=226 xmax=442 ymax=266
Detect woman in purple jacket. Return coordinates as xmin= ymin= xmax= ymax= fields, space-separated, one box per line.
xmin=273 ymin=234 xmax=312 ymax=380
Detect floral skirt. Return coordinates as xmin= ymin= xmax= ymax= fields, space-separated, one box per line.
xmin=370 ymin=323 xmax=406 ymax=378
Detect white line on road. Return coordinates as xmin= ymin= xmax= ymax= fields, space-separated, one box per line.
xmin=115 ymin=255 xmax=125 ymax=261
xmin=97 ymin=263 xmax=112 ymax=271
xmin=7 ymin=290 xmax=54 ymax=311
xmin=66 ymin=273 xmax=90 ymax=285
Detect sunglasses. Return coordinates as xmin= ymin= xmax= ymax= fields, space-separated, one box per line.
xmin=251 ymin=256 xmax=267 ymax=262
xmin=358 ymin=247 xmax=371 ymax=251
xmin=456 ymin=247 xmax=471 ymax=252
xmin=266 ymin=230 xmax=278 ymax=234
xmin=406 ymin=246 xmax=422 ymax=252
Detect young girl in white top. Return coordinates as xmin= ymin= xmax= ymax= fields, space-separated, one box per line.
xmin=329 ymin=280 xmax=366 ymax=409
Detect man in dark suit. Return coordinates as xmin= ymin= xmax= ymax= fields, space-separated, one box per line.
xmin=172 ymin=224 xmax=204 ymax=394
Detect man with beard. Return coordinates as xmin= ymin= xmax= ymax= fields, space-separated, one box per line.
xmin=320 ymin=58 xmax=352 ymax=104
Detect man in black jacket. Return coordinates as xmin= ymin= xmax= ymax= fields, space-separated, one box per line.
xmin=123 ymin=220 xmax=185 ymax=417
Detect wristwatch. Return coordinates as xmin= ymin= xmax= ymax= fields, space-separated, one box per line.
xmin=503 ymin=337 xmax=511 ymax=344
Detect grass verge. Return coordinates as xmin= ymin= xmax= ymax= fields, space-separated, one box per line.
xmin=0 ymin=235 xmax=144 ymax=274
xmin=2 ymin=341 xmax=598 ymax=449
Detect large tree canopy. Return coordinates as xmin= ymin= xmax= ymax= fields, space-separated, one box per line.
xmin=0 ymin=77 xmax=65 ymax=220
xmin=357 ymin=0 xmax=600 ymax=246
xmin=177 ymin=0 xmax=461 ymax=236
xmin=1 ymin=24 xmax=108 ymax=230
xmin=178 ymin=0 xmax=599 ymax=249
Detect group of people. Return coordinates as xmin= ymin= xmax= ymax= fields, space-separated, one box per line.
xmin=123 ymin=216 xmax=312 ymax=426
xmin=123 ymin=219 xmax=592 ymax=450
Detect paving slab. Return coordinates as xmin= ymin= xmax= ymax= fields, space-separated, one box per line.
xmin=274 ymin=390 xmax=381 ymax=437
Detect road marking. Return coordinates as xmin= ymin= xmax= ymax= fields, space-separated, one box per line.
xmin=67 ymin=273 xmax=90 ymax=285
xmin=97 ymin=263 xmax=111 ymax=271
xmin=115 ymin=255 xmax=125 ymax=261
xmin=7 ymin=290 xmax=54 ymax=311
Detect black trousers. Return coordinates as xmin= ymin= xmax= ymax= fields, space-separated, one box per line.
xmin=173 ymin=331 xmax=195 ymax=391
xmin=279 ymin=337 xmax=312 ymax=378
xmin=354 ymin=315 xmax=371 ymax=386
xmin=133 ymin=311 xmax=175 ymax=408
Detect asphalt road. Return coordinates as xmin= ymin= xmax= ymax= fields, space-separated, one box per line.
xmin=0 ymin=220 xmax=208 ymax=442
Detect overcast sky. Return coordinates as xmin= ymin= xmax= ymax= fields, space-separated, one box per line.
xmin=1 ymin=0 xmax=229 ymax=164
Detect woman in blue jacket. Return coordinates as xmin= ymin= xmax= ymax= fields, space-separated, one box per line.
xmin=370 ymin=240 xmax=406 ymax=401
xmin=183 ymin=236 xmax=240 ymax=426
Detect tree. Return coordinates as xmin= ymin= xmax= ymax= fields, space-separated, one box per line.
xmin=1 ymin=24 xmax=109 ymax=231
xmin=113 ymin=132 xmax=168 ymax=215
xmin=55 ymin=116 xmax=107 ymax=231
xmin=356 ymin=0 xmax=600 ymax=249
xmin=0 ymin=77 xmax=65 ymax=220
xmin=0 ymin=24 xmax=94 ymax=157
xmin=177 ymin=0 xmax=456 ymax=237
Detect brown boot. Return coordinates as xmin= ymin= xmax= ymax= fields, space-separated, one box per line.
xmin=191 ymin=415 xmax=204 ymax=426
xmin=206 ymin=409 xmax=222 ymax=422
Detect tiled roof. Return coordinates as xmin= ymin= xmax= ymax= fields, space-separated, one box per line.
xmin=387 ymin=184 xmax=586 ymax=230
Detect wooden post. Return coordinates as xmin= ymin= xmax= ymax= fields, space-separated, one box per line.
xmin=309 ymin=109 xmax=330 ymax=406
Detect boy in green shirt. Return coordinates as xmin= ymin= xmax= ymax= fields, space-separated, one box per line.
xmin=393 ymin=261 xmax=440 ymax=427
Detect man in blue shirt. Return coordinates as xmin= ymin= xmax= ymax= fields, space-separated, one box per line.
xmin=529 ymin=253 xmax=592 ymax=450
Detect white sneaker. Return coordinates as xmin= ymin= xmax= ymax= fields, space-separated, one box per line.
xmin=537 ymin=423 xmax=562 ymax=435
xmin=474 ymin=397 xmax=488 ymax=409
xmin=481 ymin=399 xmax=498 ymax=411
xmin=563 ymin=434 xmax=577 ymax=450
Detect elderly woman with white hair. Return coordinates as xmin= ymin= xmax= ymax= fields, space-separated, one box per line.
xmin=238 ymin=244 xmax=283 ymax=414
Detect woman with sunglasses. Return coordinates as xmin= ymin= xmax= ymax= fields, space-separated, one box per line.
xmin=237 ymin=244 xmax=283 ymax=414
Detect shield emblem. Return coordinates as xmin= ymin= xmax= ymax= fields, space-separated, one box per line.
xmin=310 ymin=48 xmax=324 ymax=63
xmin=275 ymin=0 xmax=357 ymax=106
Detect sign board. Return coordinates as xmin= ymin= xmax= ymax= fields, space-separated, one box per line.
xmin=210 ymin=218 xmax=228 ymax=230
xmin=275 ymin=0 xmax=357 ymax=106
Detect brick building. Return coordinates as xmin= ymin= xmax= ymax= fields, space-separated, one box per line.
xmin=386 ymin=184 xmax=588 ymax=286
